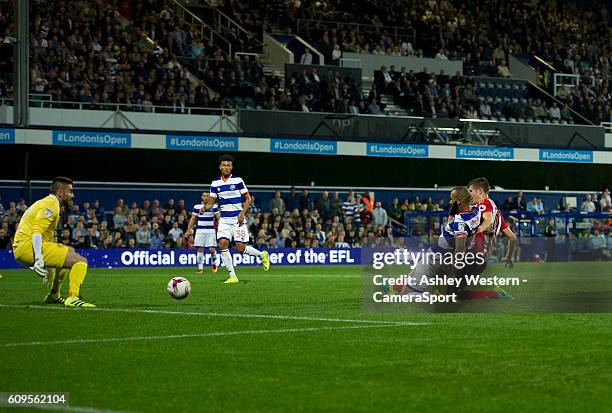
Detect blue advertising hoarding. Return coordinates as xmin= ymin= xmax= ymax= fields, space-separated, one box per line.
xmin=367 ymin=143 xmax=428 ymax=158
xmin=270 ymin=139 xmax=337 ymax=155
xmin=0 ymin=248 xmax=360 ymax=270
xmin=166 ymin=135 xmax=239 ymax=151
xmin=0 ymin=128 xmax=15 ymax=144
xmin=52 ymin=130 xmax=131 ymax=148
xmin=539 ymin=149 xmax=593 ymax=163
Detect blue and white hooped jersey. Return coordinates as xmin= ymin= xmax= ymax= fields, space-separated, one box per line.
xmin=209 ymin=175 xmax=248 ymax=224
xmin=192 ymin=203 xmax=218 ymax=234
xmin=437 ymin=207 xmax=481 ymax=251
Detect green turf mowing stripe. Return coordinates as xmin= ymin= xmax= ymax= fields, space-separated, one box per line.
xmin=1 ymin=324 xmax=413 ymax=347
xmin=0 ymin=304 xmax=430 ymax=326
xmin=0 ymin=403 xmax=140 ymax=413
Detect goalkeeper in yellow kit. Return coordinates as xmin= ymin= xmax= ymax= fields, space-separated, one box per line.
xmin=12 ymin=177 xmax=95 ymax=308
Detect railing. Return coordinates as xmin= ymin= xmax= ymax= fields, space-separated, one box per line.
xmin=176 ymin=0 xmax=263 ymax=53
xmin=296 ymin=19 xmax=416 ymax=49
xmin=172 ymin=0 xmax=232 ymax=56
xmin=404 ymin=210 xmax=611 ymax=240
xmin=0 ymin=96 xmax=236 ymax=116
xmin=601 ymin=122 xmax=612 ymax=134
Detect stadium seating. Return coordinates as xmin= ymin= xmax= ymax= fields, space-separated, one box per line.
xmin=0 ymin=0 xmax=610 ymax=122
xmin=1 ymin=187 xmax=610 ymax=252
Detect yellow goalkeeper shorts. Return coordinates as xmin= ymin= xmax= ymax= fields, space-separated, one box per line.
xmin=13 ymin=240 xmax=69 ymax=269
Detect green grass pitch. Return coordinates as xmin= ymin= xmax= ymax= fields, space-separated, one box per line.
xmin=0 ymin=263 xmax=611 ymax=413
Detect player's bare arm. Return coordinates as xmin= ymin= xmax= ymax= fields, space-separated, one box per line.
xmin=477 ymin=211 xmax=493 ymax=234
xmin=501 ymin=227 xmax=517 ymax=268
xmin=454 ymin=234 xmax=467 ymax=253
xmin=185 ymin=215 xmax=196 ymax=238
xmin=448 ymin=234 xmax=467 ymax=278
xmin=238 ymin=192 xmax=251 ymax=224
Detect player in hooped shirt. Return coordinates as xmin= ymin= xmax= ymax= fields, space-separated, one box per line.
xmin=398 ymin=186 xmax=481 ymax=294
xmin=185 ymin=192 xmax=220 ymax=274
xmin=200 ymin=154 xmax=270 ymax=283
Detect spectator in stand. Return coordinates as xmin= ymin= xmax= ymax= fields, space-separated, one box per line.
xmin=98 ymin=221 xmax=110 ymax=240
xmin=298 ymin=189 xmax=312 ymax=211
xmin=69 ymin=205 xmax=82 ymax=223
xmin=497 ymin=60 xmax=511 ymax=78
xmin=60 ymin=228 xmax=72 ymax=247
xmin=168 ymin=222 xmax=184 ymax=243
xmin=269 ymin=191 xmax=286 ymax=216
xmin=316 ymin=192 xmax=331 ymax=221
xmin=314 ymin=224 xmax=326 ymax=244
xmin=0 ymin=227 xmax=10 ymax=250
xmin=113 ymin=206 xmax=128 ymax=230
xmin=549 ymin=102 xmax=561 ymax=121
xmin=600 ymin=189 xmax=611 ymax=212
xmin=123 ymin=215 xmax=139 ymax=243
xmin=161 ymin=215 xmax=173 ymax=234
xmin=527 ymin=197 xmax=544 ymax=214
xmin=388 ymin=198 xmax=402 ymax=223
xmin=284 ymin=187 xmax=299 ymax=212
xmin=136 ymin=222 xmax=152 ymax=248
xmin=335 ymin=234 xmax=350 ymax=248
xmin=150 ymin=223 xmax=165 ymax=249
xmin=581 ymin=195 xmax=596 ymax=213
xmin=300 ymin=49 xmax=313 ymax=65
xmin=72 ymin=220 xmax=87 ymax=241
xmin=84 ymin=227 xmax=100 ymax=249
xmin=514 ymin=191 xmax=527 ymax=211
xmin=535 ymin=198 xmax=546 ymax=214
xmin=372 ymin=202 xmax=388 ymax=228
xmin=329 ymin=192 xmax=343 ymax=219
xmin=73 ymin=235 xmax=87 ymax=249
xmin=341 ymin=192 xmax=356 ymax=221
xmin=501 ymin=196 xmax=515 ymax=211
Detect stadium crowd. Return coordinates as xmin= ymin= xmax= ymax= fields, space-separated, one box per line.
xmin=0 ymin=190 xmax=402 ymax=251
xmin=0 ymin=189 xmax=610 ymax=257
xmin=0 ymin=0 xmax=611 ymax=122
xmin=373 ymin=67 xmax=573 ymax=121
xmin=284 ymin=67 xmax=379 ymax=114
xmin=0 ymin=0 xmax=279 ymax=112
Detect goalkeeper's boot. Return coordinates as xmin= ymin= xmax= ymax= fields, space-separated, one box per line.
xmin=44 ymin=293 xmax=66 ymax=305
xmin=495 ymin=286 xmax=513 ymax=300
xmin=64 ymin=296 xmax=96 ymax=308
xmin=223 ymin=276 xmax=239 ymax=284
xmin=262 ymin=251 xmax=270 ymax=271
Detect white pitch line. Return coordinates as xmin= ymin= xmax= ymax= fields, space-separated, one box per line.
xmin=0 ymin=304 xmax=429 ymax=326
xmin=1 ymin=324 xmax=405 ymax=347
xmin=0 ymin=404 xmax=140 ymax=413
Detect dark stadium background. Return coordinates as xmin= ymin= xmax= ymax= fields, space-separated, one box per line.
xmin=2 ymin=144 xmax=610 ymax=190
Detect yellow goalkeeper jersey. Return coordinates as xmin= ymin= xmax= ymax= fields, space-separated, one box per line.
xmin=13 ymin=194 xmax=60 ymax=244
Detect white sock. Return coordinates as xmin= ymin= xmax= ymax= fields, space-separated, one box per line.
xmin=197 ymin=252 xmax=204 ymax=270
xmin=221 ymin=249 xmax=236 ymax=276
xmin=244 ymin=245 xmax=263 ymax=258
xmin=210 ymin=252 xmax=217 ymax=266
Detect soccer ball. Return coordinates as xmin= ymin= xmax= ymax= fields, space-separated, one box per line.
xmin=167 ymin=277 xmax=191 ymax=300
